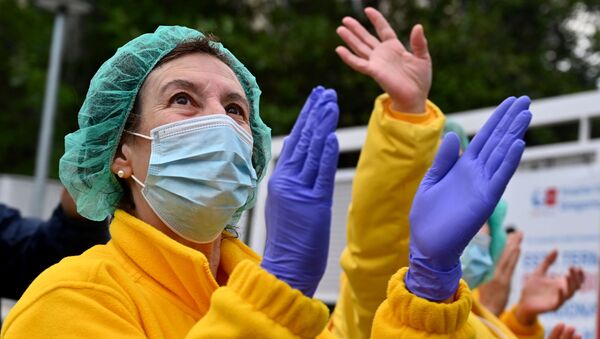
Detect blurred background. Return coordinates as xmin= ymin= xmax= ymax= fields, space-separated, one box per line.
xmin=0 ymin=0 xmax=598 ymax=179
xmin=1 ymin=0 xmax=600 ymax=335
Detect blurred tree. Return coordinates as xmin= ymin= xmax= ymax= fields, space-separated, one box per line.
xmin=0 ymin=0 xmax=50 ymax=175
xmin=0 ymin=0 xmax=598 ymax=177
xmin=381 ymin=0 xmax=599 ymax=113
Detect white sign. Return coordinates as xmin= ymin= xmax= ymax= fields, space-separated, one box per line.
xmin=504 ymin=164 xmax=599 ymax=339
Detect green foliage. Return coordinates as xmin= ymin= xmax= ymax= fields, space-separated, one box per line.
xmin=0 ymin=0 xmax=49 ymax=175
xmin=0 ymin=0 xmax=598 ymax=178
xmin=377 ymin=0 xmax=598 ymax=112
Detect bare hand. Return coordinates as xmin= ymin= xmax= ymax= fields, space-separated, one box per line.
xmin=478 ymin=231 xmax=523 ymax=316
xmin=335 ymin=7 xmax=431 ymax=113
xmin=548 ymin=323 xmax=582 ymax=339
xmin=515 ymin=250 xmax=585 ymax=325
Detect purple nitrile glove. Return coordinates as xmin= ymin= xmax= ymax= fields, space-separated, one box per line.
xmin=261 ymin=86 xmax=340 ymax=297
xmin=405 ymin=96 xmax=532 ymax=301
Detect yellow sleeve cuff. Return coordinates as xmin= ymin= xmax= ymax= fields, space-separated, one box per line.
xmin=376 ymin=93 xmax=442 ymax=125
xmin=227 ymin=260 xmax=329 ymax=338
xmin=381 ymin=267 xmax=472 ymax=333
xmin=500 ymin=305 xmax=544 ymax=338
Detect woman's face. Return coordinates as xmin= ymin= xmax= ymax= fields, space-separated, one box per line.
xmin=127 ymin=52 xmax=250 ymax=183
xmin=112 ymin=53 xmax=250 ymax=244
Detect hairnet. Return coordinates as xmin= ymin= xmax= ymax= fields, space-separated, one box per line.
xmin=60 ymin=26 xmax=271 ymax=221
xmin=443 ymin=119 xmax=470 ymax=151
xmin=488 ymin=199 xmax=508 ymax=264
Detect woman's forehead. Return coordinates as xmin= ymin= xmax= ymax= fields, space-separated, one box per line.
xmin=144 ymin=53 xmax=243 ymax=95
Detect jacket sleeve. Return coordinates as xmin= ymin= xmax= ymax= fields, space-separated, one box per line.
xmin=330 ymin=94 xmax=445 ymax=338
xmin=368 ymin=270 xmax=525 ymax=338
xmin=499 ymin=306 xmax=544 ymax=339
xmin=370 ymin=267 xmax=476 ymax=337
xmin=0 ymin=203 xmax=109 ymax=299
xmin=187 ymin=260 xmax=334 ymax=338
xmin=1 ymin=260 xmax=333 ymax=339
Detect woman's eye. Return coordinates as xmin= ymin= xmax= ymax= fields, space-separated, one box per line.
xmin=226 ymin=104 xmax=245 ymax=117
xmin=173 ymin=93 xmax=190 ymax=105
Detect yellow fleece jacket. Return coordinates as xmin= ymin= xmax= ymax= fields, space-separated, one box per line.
xmin=330 ymin=94 xmax=544 ymax=338
xmin=2 ymin=210 xmax=333 ymax=338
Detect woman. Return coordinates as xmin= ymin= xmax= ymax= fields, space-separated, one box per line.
xmin=1 ymin=26 xmax=339 ymax=338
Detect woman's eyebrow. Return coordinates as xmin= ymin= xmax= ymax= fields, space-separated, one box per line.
xmin=225 ymin=92 xmax=250 ymax=113
xmin=159 ymin=79 xmax=197 ymax=96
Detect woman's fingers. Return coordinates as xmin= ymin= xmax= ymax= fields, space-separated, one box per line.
xmin=489 ymin=139 xmax=525 ymax=199
xmin=300 ymin=101 xmax=339 ymax=184
xmin=484 ymin=110 xmax=531 ymax=177
xmin=364 ymin=7 xmax=400 ymax=43
xmin=502 ymin=240 xmax=522 ymax=275
xmin=315 ymin=134 xmax=340 ymax=197
xmin=535 ymin=249 xmax=559 ymax=276
xmin=560 ymin=326 xmax=576 ymax=339
xmin=288 ymin=89 xmax=336 ymax=168
xmin=478 ymin=96 xmax=530 ymax=165
xmin=548 ymin=323 xmax=565 ymax=339
xmin=280 ymin=87 xmax=324 ymax=161
xmin=336 ymin=25 xmax=372 ymax=59
xmin=335 ymin=46 xmax=370 ymax=74
xmin=564 ymin=267 xmax=584 ymax=299
xmin=341 ymin=16 xmax=379 ymax=49
xmin=467 ymin=97 xmax=516 ymax=156
xmin=410 ymin=24 xmax=430 ymax=60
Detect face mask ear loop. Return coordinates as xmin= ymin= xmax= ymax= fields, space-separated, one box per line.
xmin=130 ymin=174 xmax=146 ymax=188
xmin=123 ymin=131 xmax=150 ymax=189
xmin=125 ymin=130 xmax=153 ymax=141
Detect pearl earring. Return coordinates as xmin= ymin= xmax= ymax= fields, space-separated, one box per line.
xmin=117 ymin=170 xmax=125 ymax=178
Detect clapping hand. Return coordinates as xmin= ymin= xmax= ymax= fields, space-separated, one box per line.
xmin=336 ymin=7 xmax=431 ymax=113
xmin=405 ymin=96 xmax=532 ymax=301
xmin=515 ymin=250 xmax=585 ymax=325
xmin=261 ymin=86 xmax=339 ymax=297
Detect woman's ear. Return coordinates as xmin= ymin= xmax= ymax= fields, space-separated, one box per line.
xmin=112 ymin=143 xmax=133 ymax=179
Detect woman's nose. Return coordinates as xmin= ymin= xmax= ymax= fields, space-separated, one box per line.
xmin=199 ymin=99 xmax=226 ymax=117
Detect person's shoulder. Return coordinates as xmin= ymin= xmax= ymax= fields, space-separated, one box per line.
xmin=0 ymin=204 xmax=23 ymax=224
xmin=3 ymin=243 xmax=139 ymax=332
xmin=22 ymin=243 xmax=130 ymax=298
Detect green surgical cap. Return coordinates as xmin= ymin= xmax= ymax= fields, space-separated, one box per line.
xmin=60 ymin=26 xmax=271 ymax=221
xmin=488 ymin=198 xmax=508 ymax=263
xmin=443 ymin=119 xmax=470 ymax=151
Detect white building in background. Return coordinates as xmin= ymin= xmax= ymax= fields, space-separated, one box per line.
xmin=0 ymin=175 xmax=62 ymax=219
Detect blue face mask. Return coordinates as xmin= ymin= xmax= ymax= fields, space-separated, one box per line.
xmin=128 ymin=115 xmax=257 ymax=243
xmin=460 ymin=233 xmax=494 ymax=289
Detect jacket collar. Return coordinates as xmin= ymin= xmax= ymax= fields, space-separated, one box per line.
xmin=109 ymin=209 xmax=260 ymax=316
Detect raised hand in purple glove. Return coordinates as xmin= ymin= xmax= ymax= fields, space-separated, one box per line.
xmin=405 ymin=96 xmax=532 ymax=301
xmin=261 ymin=86 xmax=339 ymax=297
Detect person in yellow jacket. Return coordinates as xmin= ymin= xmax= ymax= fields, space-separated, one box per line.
xmin=330 ymin=7 xmax=545 ymax=338
xmin=1 ymin=26 xmax=341 ymax=338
